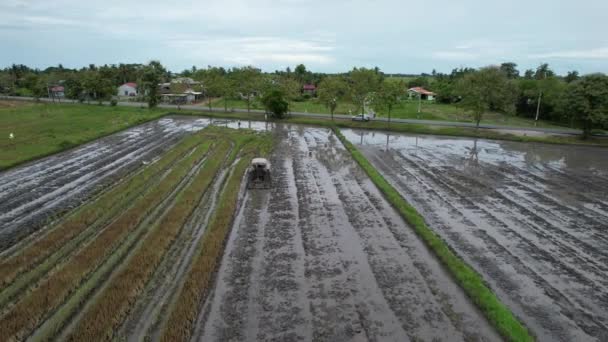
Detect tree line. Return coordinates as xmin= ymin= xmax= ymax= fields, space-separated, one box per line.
xmin=1 ymin=61 xmax=606 ymax=136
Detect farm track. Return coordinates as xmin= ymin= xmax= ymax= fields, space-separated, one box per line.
xmin=199 ymin=125 xmax=499 ymax=342
xmin=0 ymin=117 xmax=209 ymax=251
xmin=345 ymin=129 xmax=608 ymax=341
xmin=0 ymin=136 xmax=212 ymax=341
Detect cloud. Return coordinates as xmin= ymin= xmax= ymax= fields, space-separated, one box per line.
xmin=167 ymin=36 xmax=335 ymax=66
xmin=529 ymin=47 xmax=608 ymax=59
xmin=432 ymin=51 xmax=480 ymax=60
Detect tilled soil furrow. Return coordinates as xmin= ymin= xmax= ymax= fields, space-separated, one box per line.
xmin=0 ymin=122 xmax=161 ymax=200
xmin=0 ymin=125 xmax=167 ymax=215
xmin=119 ymin=156 xmax=232 ymax=342
xmin=0 ymin=141 xmax=201 ymax=311
xmin=0 ymin=130 xmax=180 ymax=232
xmin=199 ymin=129 xmax=312 ymax=342
xmin=388 ymin=148 xmax=608 ymax=339
xmin=293 ymin=133 xmax=368 ymax=341
xmin=366 ymin=148 xmax=591 ymax=341
xmin=200 ymin=125 xmax=500 ymax=342
xmin=308 ymin=131 xmax=498 ymax=341
xmin=29 ymin=142 xmax=214 ymax=341
xmin=0 ymin=123 xmax=154 ymax=193
xmin=0 ymin=140 xmax=211 ymax=341
xmin=251 ymin=155 xmax=310 ymax=342
xmin=400 ymin=152 xmax=608 ymax=311
xmin=0 ymin=117 xmax=210 ymax=252
xmin=349 ymin=130 xmax=608 ymax=342
xmin=196 ymin=188 xmax=268 ymax=341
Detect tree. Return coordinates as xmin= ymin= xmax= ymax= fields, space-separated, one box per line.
xmin=523 ymin=69 xmax=535 ymax=79
xmin=232 ymin=66 xmax=262 ymax=113
xmin=200 ymin=67 xmax=226 ymax=111
xmin=141 ymin=61 xmax=165 ymax=108
xmin=500 ymin=62 xmax=519 ymax=79
xmin=531 ymin=63 xmax=557 ymax=122
xmin=535 ymin=63 xmax=555 ymax=79
xmin=372 ymin=80 xmax=404 ymax=125
xmin=456 ymin=66 xmax=517 ymax=127
xmin=294 ymin=64 xmax=307 ymax=83
xmin=317 ymin=76 xmax=348 ymax=120
xmin=261 ymin=90 xmax=289 ymax=119
xmin=565 ymin=71 xmax=579 ymax=83
xmin=407 ymin=76 xmax=430 ymax=89
xmin=561 ymin=74 xmax=608 ymax=138
xmin=278 ymin=76 xmax=300 ymax=112
xmin=348 ymin=67 xmax=382 ymax=114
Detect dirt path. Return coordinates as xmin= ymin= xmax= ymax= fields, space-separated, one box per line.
xmin=197 ymin=125 xmax=499 ymax=342
xmin=344 ymin=129 xmax=608 ymax=341
xmin=0 ymin=117 xmax=209 ymax=251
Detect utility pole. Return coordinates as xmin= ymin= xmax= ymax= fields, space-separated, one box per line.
xmin=417 ymin=93 xmax=422 ymax=118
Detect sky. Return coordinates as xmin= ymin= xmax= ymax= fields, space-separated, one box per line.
xmin=1 ymin=0 xmax=607 ymax=75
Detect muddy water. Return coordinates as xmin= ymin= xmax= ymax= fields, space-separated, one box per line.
xmin=198 ymin=125 xmax=500 ymax=342
xmin=0 ymin=116 xmax=270 ymax=252
xmin=343 ymin=129 xmax=608 ymax=342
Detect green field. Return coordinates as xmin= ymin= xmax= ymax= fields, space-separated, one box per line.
xmin=0 ymin=101 xmax=165 ymax=170
xmin=208 ymin=97 xmax=565 ymax=129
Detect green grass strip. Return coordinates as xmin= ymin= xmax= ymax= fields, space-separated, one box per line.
xmin=333 ymin=127 xmax=534 ymax=342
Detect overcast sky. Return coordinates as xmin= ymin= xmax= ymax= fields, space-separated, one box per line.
xmin=1 ymin=0 xmax=607 ymax=75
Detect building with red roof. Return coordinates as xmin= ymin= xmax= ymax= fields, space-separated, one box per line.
xmin=408 ymin=87 xmax=436 ymax=101
xmin=117 ymin=82 xmax=138 ymax=97
xmin=302 ymin=84 xmax=316 ymax=95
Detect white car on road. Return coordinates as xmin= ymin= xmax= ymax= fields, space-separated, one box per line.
xmin=352 ymin=114 xmax=371 ymax=122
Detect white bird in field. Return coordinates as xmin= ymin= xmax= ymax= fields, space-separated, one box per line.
xmin=9 ymin=133 xmax=14 ymax=139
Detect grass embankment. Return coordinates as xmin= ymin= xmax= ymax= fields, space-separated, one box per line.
xmin=0 ymin=135 xmax=200 ymax=301
xmin=68 ymin=138 xmax=232 ymax=340
xmin=161 ymin=130 xmax=273 ymax=342
xmin=333 ymin=128 xmax=534 ymax=342
xmin=0 ymin=137 xmax=211 ymax=341
xmin=0 ymin=101 xmax=165 ymax=170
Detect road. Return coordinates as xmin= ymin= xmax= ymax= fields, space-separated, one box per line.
xmin=0 ymin=95 xmax=590 ymax=136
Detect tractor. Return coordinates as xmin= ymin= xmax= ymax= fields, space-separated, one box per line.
xmin=247 ymin=158 xmax=271 ymax=189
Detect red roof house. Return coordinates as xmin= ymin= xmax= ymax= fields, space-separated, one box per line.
xmin=408 ymin=87 xmax=436 ymax=100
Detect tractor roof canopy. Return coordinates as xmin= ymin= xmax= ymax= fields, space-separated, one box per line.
xmin=251 ymin=158 xmax=269 ymax=167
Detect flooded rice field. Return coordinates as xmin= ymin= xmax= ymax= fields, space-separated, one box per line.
xmin=343 ymin=129 xmax=608 ymax=341
xmin=0 ymin=116 xmax=270 ymax=252
xmin=198 ymin=125 xmax=499 ymax=342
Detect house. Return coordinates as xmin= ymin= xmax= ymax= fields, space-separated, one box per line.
xmin=171 ymin=77 xmax=201 ymax=87
xmin=49 ymin=85 xmax=65 ymax=98
xmin=161 ymin=90 xmax=202 ymax=104
xmin=117 ymin=82 xmax=138 ymax=97
xmin=302 ymin=84 xmax=316 ymax=95
xmin=408 ymin=87 xmax=435 ymax=101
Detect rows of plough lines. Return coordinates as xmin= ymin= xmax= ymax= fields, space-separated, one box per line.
xmin=0 ymin=127 xmax=272 ymax=341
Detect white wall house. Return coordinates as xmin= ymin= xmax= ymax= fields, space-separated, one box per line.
xmin=117 ymin=82 xmax=138 ymax=97
xmin=408 ymin=87 xmax=436 ymax=101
